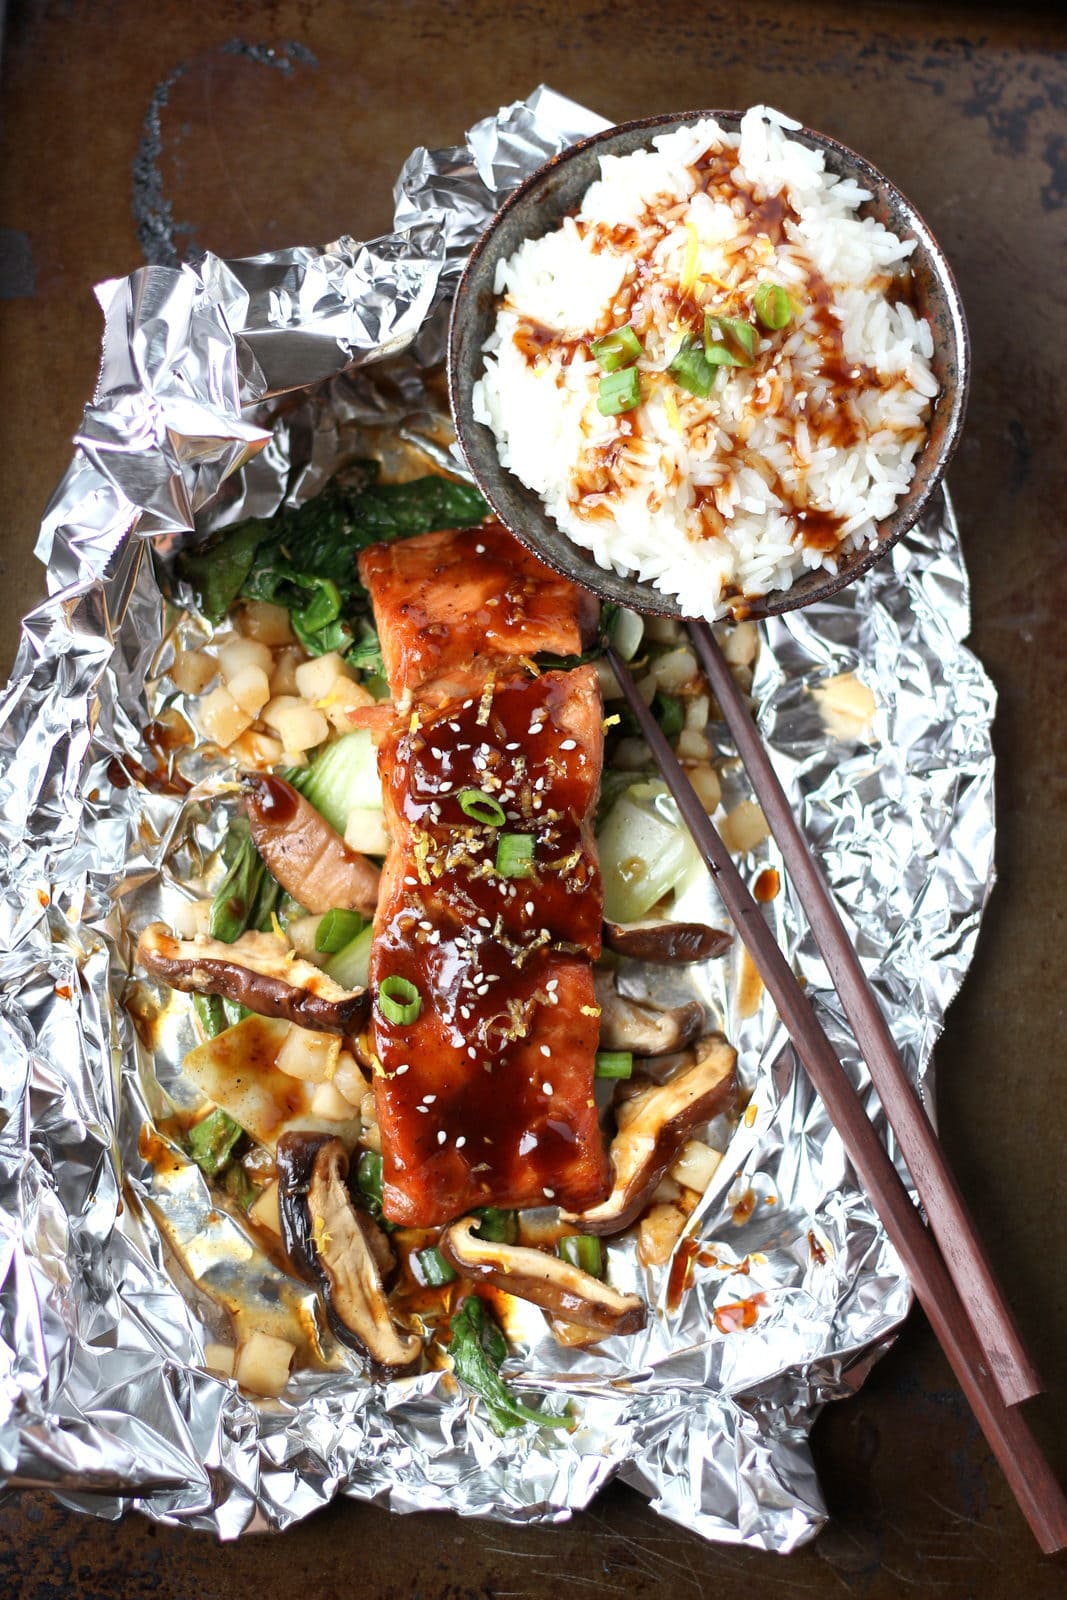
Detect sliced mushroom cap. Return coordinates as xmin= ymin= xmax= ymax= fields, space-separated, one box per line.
xmin=563 ymin=1034 xmax=737 ymax=1237
xmin=242 ymin=774 xmax=380 ymax=917
xmin=439 ymin=1217 xmax=646 ymax=1338
xmin=603 ymin=921 xmax=731 ymax=964
xmin=138 ymin=923 xmax=368 ymax=1035
xmin=276 ymin=1133 xmax=421 ymax=1375
xmin=594 ymin=968 xmax=704 ymax=1056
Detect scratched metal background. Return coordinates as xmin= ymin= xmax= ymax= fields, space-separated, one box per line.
xmin=0 ymin=2 xmax=1064 ymax=1596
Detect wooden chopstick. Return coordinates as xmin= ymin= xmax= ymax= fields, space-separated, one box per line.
xmin=686 ymin=616 xmax=1041 ymax=1410
xmin=605 ymin=643 xmax=1067 ymax=1555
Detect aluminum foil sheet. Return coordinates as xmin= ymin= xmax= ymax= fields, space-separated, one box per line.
xmin=0 ymin=87 xmax=995 ymax=1551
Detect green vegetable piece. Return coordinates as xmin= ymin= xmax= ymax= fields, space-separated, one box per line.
xmin=315 ymin=908 xmax=366 ymax=955
xmin=177 ymin=520 xmax=268 ymax=625
xmin=209 ymin=830 xmax=283 ymax=945
xmin=597 ymin=366 xmax=642 ymax=416
xmin=597 ymin=779 xmax=701 ymax=923
xmin=192 ymin=993 xmax=228 ymax=1040
xmin=667 ymin=340 xmax=713 ymax=398
xmin=595 ymin=1050 xmax=634 ymax=1080
xmin=471 ymin=1208 xmax=519 ymax=1245
xmin=653 ymin=691 xmax=685 ymax=742
xmin=290 ymin=728 xmax=383 ymax=834
xmin=704 ymin=313 xmax=757 ymax=367
xmin=557 ymin=1235 xmax=604 ymax=1278
xmin=325 ymin=925 xmax=373 ymax=991
xmin=753 ymin=282 xmax=792 ymax=331
xmin=355 ymin=1148 xmax=394 ymax=1231
xmin=448 ymin=1296 xmax=573 ymax=1434
xmin=378 ymin=975 xmax=421 ymax=1025
xmin=223 ymin=1161 xmax=257 ymax=1212
xmin=347 ymin=629 xmax=384 ymax=677
xmin=591 ymin=325 xmax=643 ymax=372
xmin=416 ymin=1246 xmax=458 ymax=1287
xmin=458 ymin=788 xmax=506 ymax=827
xmin=495 ymin=833 xmax=535 ymax=878
xmin=187 ymin=1108 xmax=244 ymax=1177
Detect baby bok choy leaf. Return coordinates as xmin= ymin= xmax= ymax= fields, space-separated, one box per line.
xmin=448 ymin=1296 xmax=573 ymax=1434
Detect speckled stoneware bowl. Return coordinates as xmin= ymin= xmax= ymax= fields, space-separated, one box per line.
xmin=448 ymin=110 xmax=969 ymax=620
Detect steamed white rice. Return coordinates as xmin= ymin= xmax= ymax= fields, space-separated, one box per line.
xmin=473 ymin=106 xmax=937 ymax=619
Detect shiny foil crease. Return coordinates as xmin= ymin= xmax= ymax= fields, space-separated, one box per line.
xmin=0 ymin=88 xmax=995 ymax=1550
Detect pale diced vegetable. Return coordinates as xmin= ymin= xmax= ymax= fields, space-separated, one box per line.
xmin=234 ymin=1330 xmax=295 ymax=1397
xmin=198 ymin=686 xmax=254 ymax=749
xmin=636 ymin=1203 xmax=688 ymax=1268
xmin=721 ymin=620 xmax=758 ymax=666
xmin=294 ymin=651 xmax=353 ymax=703
xmin=597 ymin=781 xmax=701 ymax=923
xmin=718 ymin=800 xmax=770 ymax=855
xmin=333 ymin=1050 xmax=369 ymax=1107
xmin=676 ymin=728 xmax=710 ymax=762
xmin=272 ymin=705 xmax=330 ymax=754
xmin=261 ymin=694 xmax=304 ymax=731
xmin=286 ymin=914 xmax=327 ymax=962
xmin=275 ymin=1025 xmax=340 ymax=1085
xmin=322 ymin=677 xmax=376 ymax=732
xmin=687 ymin=764 xmax=721 ymax=814
xmin=227 ymin=664 xmax=272 ymax=715
xmin=310 ymin=1079 xmax=357 ymax=1121
xmin=171 ymin=647 xmax=217 ymax=696
xmin=613 ymin=737 xmax=653 ymax=771
xmin=651 ymin=646 xmax=698 ymax=693
xmin=248 ymin=1180 xmax=282 ymax=1236
xmin=643 ymin=615 xmax=683 ymax=645
xmin=684 ymin=694 xmax=710 ymax=732
xmin=229 ymin=728 xmax=285 ymax=769
xmin=344 ymin=806 xmax=390 ymax=857
xmin=170 ymin=898 xmax=213 ymax=939
xmin=237 ymin=599 xmax=295 ymax=646
xmin=669 ymin=1139 xmax=723 ymax=1194
xmin=203 ymin=1341 xmax=236 ymax=1376
xmin=218 ymin=636 xmax=273 ymax=681
xmin=594 ymin=659 xmax=624 ymax=700
xmin=269 ymin=648 xmax=304 ymax=696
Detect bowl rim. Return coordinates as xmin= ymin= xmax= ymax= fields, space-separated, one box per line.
xmin=448 ymin=107 xmax=970 ymax=621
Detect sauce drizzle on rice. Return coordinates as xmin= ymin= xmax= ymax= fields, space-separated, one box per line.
xmin=473 ymin=106 xmax=938 ymax=621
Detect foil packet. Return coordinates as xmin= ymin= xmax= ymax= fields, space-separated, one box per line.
xmin=0 ymin=87 xmax=995 ymax=1550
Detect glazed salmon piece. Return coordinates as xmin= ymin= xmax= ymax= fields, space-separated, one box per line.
xmin=358 ymin=521 xmax=598 ymax=695
xmin=377 ymin=666 xmax=604 ymax=960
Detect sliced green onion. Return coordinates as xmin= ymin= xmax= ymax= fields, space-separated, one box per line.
xmin=472 ymin=1207 xmax=519 ymax=1244
xmin=495 ymin=832 xmax=535 ymax=878
xmin=378 ymin=974 xmax=422 ymax=1025
xmin=597 ymin=366 xmax=641 ymax=416
xmin=416 ymin=1246 xmax=458 ymax=1287
xmin=667 ymin=340 xmax=713 ymax=398
xmin=458 ymin=787 xmax=506 ymax=827
xmin=315 ymin=907 xmax=366 ymax=954
xmin=558 ymin=1235 xmax=604 ymax=1278
xmin=704 ymin=313 xmax=757 ymax=367
xmin=595 ymin=1050 xmax=633 ymax=1080
xmin=753 ymin=282 xmax=792 ymax=331
xmin=653 ymin=691 xmax=684 ymax=742
xmin=591 ymin=325 xmax=643 ymax=372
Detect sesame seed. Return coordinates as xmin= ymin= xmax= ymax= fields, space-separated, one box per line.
xmin=437 ymin=1130 xmax=447 ymax=1145
xmin=404 ymin=875 xmax=417 ymax=886
xmin=542 ymin=1187 xmax=555 ymax=1199
xmin=467 ymin=1046 xmax=477 ymax=1058
xmin=524 ymin=900 xmax=535 ymax=915
xmin=559 ymin=739 xmax=577 ymax=750
xmin=542 ymin=1081 xmax=552 ymax=1095
xmin=416 ymin=1105 xmax=428 ymax=1114
xmin=429 ymin=930 xmax=441 ymax=945
xmin=505 ymin=742 xmax=520 ymax=751
xmin=540 ymin=1044 xmax=551 ymax=1057
xmin=395 ymin=1064 xmax=409 ymax=1075
xmin=546 ymin=979 xmax=558 ymax=992
xmin=456 ymin=1136 xmax=466 ymax=1149
xmin=422 ymin=1094 xmax=436 ymax=1104
xmin=475 ymin=544 xmax=486 ymax=554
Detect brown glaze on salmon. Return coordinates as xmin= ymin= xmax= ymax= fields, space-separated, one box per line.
xmin=360 ymin=526 xmax=610 ymax=1226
